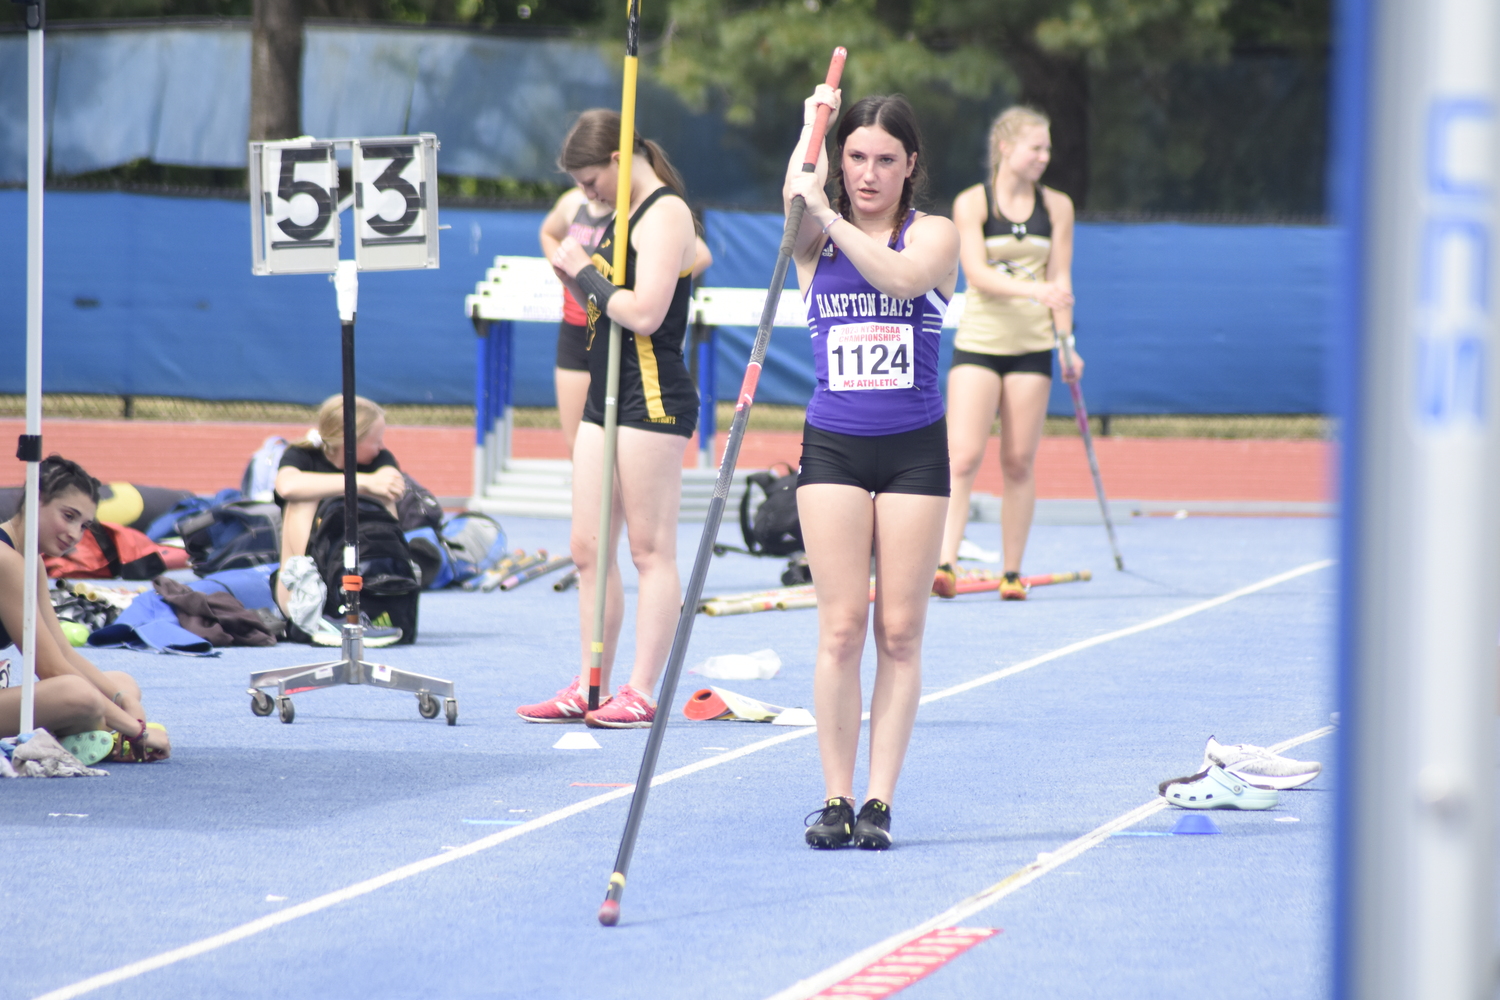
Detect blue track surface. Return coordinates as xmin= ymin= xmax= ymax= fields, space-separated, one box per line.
xmin=4 ymin=515 xmax=1334 ymax=1000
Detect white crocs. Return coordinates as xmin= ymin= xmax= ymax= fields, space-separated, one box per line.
xmin=1159 ymin=765 xmax=1280 ymax=810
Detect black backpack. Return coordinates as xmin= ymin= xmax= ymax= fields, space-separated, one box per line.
xmin=740 ymin=464 xmax=803 ymax=557
xmin=396 ymin=473 xmax=444 ymax=533
xmin=176 ymin=500 xmax=282 ymax=578
xmin=308 ymin=496 xmax=420 ymax=643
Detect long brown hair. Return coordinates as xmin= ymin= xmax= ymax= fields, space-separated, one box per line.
xmin=557 ymin=109 xmax=687 ymax=199
xmin=831 ymin=94 xmax=927 ymax=247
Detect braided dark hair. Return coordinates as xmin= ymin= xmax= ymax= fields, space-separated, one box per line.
xmin=831 ymin=94 xmax=926 ymax=248
xmin=15 ymin=454 xmax=100 ymax=513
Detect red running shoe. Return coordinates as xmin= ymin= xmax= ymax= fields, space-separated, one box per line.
xmin=516 ymin=676 xmax=605 ymax=723
xmin=931 ymin=563 xmax=957 ymax=599
xmin=585 ymin=683 xmax=655 ymax=729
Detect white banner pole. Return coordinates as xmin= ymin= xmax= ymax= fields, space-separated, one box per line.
xmin=18 ymin=2 xmax=45 ymax=736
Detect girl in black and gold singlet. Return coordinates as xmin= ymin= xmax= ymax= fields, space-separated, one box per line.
xmin=935 ymin=106 xmax=1083 ymax=602
xmin=517 ymin=110 xmax=701 ymax=730
xmin=579 ymin=186 xmax=699 ymax=438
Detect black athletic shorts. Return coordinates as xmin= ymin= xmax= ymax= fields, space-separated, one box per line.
xmin=951 ymin=348 xmax=1053 ymax=379
xmin=556 ymin=321 xmax=590 ymax=372
xmin=797 ymin=418 xmax=950 ymax=497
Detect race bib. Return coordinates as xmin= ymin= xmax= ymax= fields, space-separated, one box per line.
xmin=825 ymin=322 xmax=914 ymax=391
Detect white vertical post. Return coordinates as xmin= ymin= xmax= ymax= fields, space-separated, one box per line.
xmin=1340 ymin=0 xmax=1499 ymax=996
xmin=18 ymin=5 xmax=45 ymax=736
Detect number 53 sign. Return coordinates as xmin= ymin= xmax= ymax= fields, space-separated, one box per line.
xmin=249 ymin=134 xmax=441 ymax=275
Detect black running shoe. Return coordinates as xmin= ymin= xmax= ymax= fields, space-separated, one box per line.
xmin=852 ymin=799 xmax=892 ymax=850
xmin=804 ymin=796 xmax=856 ymax=849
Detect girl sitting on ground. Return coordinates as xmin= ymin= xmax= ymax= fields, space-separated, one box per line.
xmin=272 ymin=394 xmax=405 ymax=618
xmin=0 ymin=455 xmax=172 ymax=761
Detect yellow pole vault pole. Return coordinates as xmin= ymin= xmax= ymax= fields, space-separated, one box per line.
xmin=588 ymin=0 xmax=640 ymax=711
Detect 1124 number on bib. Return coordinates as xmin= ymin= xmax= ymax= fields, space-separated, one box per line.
xmin=826 ymin=322 xmax=913 ymax=391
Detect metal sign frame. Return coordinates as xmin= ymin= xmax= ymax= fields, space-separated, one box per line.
xmin=248 ymin=134 xmax=440 ymax=276
xmin=351 ymin=134 xmax=440 ymax=272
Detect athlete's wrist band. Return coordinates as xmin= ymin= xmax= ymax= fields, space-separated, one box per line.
xmin=573 ymin=264 xmax=618 ymax=313
xmin=821 ymin=213 xmax=842 ymax=236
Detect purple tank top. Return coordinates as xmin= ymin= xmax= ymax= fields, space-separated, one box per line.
xmin=804 ymin=212 xmax=948 ymax=436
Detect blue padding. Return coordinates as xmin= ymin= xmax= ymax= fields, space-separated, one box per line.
xmin=0 ymin=191 xmax=1333 ymax=413
xmin=698 ymin=212 xmax=1335 ymax=413
xmin=0 ymin=190 xmax=553 ymax=405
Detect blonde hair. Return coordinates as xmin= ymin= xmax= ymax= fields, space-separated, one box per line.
xmin=293 ymin=394 xmax=385 ymax=458
xmin=988 ymin=106 xmax=1050 ymax=171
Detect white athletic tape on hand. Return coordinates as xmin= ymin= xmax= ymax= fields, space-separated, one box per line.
xmin=30 ymin=558 xmax=1333 ymax=1000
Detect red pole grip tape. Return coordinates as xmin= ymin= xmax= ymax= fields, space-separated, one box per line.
xmin=735 ymin=362 xmax=762 ymax=411
xmin=801 ymin=47 xmax=847 ymax=171
xmin=342 ymin=575 xmax=363 ymax=592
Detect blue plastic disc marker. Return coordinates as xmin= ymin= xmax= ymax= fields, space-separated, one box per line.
xmin=1171 ymin=814 xmax=1221 ymax=835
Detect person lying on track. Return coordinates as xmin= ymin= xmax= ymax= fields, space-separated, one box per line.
xmin=517 ymin=110 xmax=701 ymax=729
xmin=272 ymin=394 xmax=404 ymax=617
xmin=784 ymin=86 xmax=959 ymax=850
xmin=540 ymin=185 xmax=714 ymax=454
xmin=934 ymin=106 xmax=1081 ymax=602
xmin=0 ymin=455 xmax=171 ymax=761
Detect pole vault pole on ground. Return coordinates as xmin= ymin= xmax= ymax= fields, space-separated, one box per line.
xmin=597 ymin=46 xmax=847 ymax=927
xmin=18 ymin=0 xmax=45 ymax=735
xmin=587 ymin=0 xmax=641 ymax=712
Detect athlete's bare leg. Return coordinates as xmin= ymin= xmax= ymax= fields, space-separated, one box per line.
xmin=997 ymin=373 xmax=1051 ymax=574
xmin=555 ymin=367 xmax=591 ymax=455
xmin=570 ymin=422 xmax=626 ymax=692
xmin=866 ymin=492 xmax=946 ymax=803
xmin=614 ymin=427 xmax=688 ymax=696
xmin=940 ymin=364 xmax=1003 ymax=567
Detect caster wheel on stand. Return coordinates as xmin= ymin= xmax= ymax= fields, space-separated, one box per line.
xmin=417 ymin=692 xmax=440 ymax=719
xmin=444 ymin=698 xmax=458 ymax=726
xmin=278 ymin=696 xmax=295 ymax=724
xmin=250 ymin=691 xmax=274 ymax=717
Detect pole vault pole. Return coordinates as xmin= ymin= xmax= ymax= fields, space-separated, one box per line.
xmin=17 ymin=0 xmax=46 ymax=735
xmin=598 ymin=46 xmax=847 ymax=927
xmin=587 ymin=0 xmax=640 ymax=712
xmin=1055 ymin=331 xmax=1123 ymax=570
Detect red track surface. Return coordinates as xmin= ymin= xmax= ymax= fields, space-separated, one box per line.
xmin=0 ymin=419 xmax=1330 ymax=502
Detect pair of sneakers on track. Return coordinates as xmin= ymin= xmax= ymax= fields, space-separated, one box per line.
xmin=516 ymin=675 xmax=655 ymax=729
xmin=932 ymin=564 xmax=1028 ymax=601
xmin=805 ymin=797 xmax=892 ymax=850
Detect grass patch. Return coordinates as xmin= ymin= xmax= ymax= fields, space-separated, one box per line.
xmin=0 ymin=395 xmax=1328 ymax=439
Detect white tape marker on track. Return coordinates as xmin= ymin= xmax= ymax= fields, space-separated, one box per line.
xmin=32 ymin=559 xmax=1332 ymax=1000
xmin=764 ymin=725 xmax=1338 ymax=1000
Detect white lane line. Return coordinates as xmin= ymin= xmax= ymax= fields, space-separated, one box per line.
xmin=764 ymin=724 xmax=1338 ymax=1000
xmin=918 ymin=559 xmax=1334 ymax=706
xmin=32 ymin=560 xmax=1332 ymax=1000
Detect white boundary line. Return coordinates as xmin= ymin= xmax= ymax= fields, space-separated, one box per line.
xmin=31 ymin=559 xmax=1332 ymax=1000
xmin=763 ymin=725 xmax=1338 ymax=1000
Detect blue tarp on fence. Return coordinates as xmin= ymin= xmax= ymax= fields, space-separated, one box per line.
xmin=0 ymin=190 xmax=1333 ymax=413
xmin=0 ymin=26 xmax=764 ymax=201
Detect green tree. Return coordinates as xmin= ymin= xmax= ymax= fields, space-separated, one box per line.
xmin=652 ymin=0 xmax=1322 ymax=207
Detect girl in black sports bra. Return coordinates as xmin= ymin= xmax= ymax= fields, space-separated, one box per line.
xmin=935 ymin=106 xmax=1084 ymax=602
xmin=517 ymin=111 xmax=701 ymax=731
